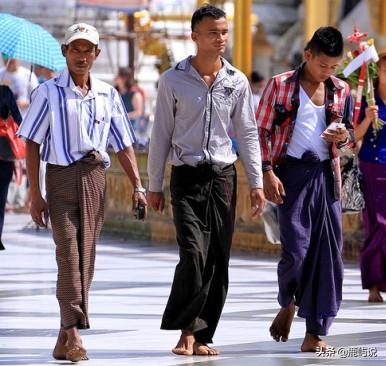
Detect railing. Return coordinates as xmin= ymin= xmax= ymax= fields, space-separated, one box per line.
xmin=104 ymin=151 xmax=364 ymax=259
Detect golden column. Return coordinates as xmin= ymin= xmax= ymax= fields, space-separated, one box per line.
xmin=304 ymin=0 xmax=341 ymax=43
xmin=367 ymin=0 xmax=386 ymax=35
xmin=233 ymin=0 xmax=252 ymax=76
xmin=380 ymin=0 xmax=386 ymax=35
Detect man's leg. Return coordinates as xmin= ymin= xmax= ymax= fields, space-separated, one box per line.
xmin=46 ymin=164 xmax=86 ymax=361
xmin=272 ymin=159 xmax=343 ymax=350
xmin=193 ymin=165 xmax=236 ymax=355
xmin=78 ymin=157 xmax=106 ymax=324
xmin=270 ymin=204 xmax=309 ymax=343
xmin=162 ymin=165 xmax=235 ymax=356
xmin=162 ymin=165 xmax=212 ymax=355
xmin=301 ymin=317 xmax=335 ymax=352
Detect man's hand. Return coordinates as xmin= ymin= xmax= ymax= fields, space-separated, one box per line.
xmin=250 ymin=188 xmax=265 ymax=217
xmin=147 ymin=191 xmax=165 ymax=213
xmin=263 ymin=170 xmax=286 ymax=204
xmin=132 ymin=191 xmax=148 ymax=219
xmin=30 ymin=194 xmax=49 ymax=227
xmin=321 ymin=126 xmax=349 ymax=144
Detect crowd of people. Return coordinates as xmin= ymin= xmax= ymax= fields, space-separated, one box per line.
xmin=0 ymin=3 xmax=385 ymax=363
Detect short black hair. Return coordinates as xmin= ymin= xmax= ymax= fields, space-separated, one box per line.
xmin=191 ymin=4 xmax=226 ymax=32
xmin=251 ymin=71 xmax=264 ymax=83
xmin=305 ymin=26 xmax=343 ymax=57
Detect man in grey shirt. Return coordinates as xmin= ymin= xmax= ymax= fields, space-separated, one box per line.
xmin=147 ymin=5 xmax=265 ymax=356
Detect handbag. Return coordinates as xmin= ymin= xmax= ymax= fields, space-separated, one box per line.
xmin=341 ymin=154 xmax=365 ymax=213
xmin=0 ymin=116 xmax=26 ymax=159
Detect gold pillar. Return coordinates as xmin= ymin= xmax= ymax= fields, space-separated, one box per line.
xmin=304 ymin=0 xmax=328 ymax=42
xmin=304 ymin=0 xmax=341 ymax=43
xmin=367 ymin=0 xmax=386 ymax=36
xmin=197 ymin=0 xmax=207 ymax=7
xmin=380 ymin=0 xmax=386 ymax=35
xmin=233 ymin=0 xmax=252 ymax=76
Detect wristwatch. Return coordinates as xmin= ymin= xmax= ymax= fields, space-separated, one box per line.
xmin=134 ymin=187 xmax=146 ymax=194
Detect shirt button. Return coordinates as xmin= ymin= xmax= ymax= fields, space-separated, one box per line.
xmin=373 ymin=145 xmax=377 ymax=148
xmin=375 ymin=157 xmax=379 ymax=161
xmin=370 ymin=138 xmax=374 ymax=142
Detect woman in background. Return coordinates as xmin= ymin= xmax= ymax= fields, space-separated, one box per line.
xmin=355 ymin=53 xmax=386 ymax=302
xmin=0 ymin=85 xmax=22 ymax=250
xmin=115 ymin=67 xmax=144 ymax=121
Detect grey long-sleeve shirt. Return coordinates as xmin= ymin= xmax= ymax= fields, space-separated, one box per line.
xmin=148 ymin=56 xmax=263 ymax=192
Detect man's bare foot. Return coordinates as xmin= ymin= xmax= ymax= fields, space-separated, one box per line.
xmin=269 ymin=302 xmax=295 ymax=342
xmin=301 ymin=333 xmax=330 ymax=352
xmin=52 ymin=327 xmax=68 ymax=360
xmin=193 ymin=342 xmax=219 ymax=356
xmin=369 ymin=285 xmax=384 ymax=302
xmin=172 ymin=331 xmax=195 ymax=356
xmin=65 ymin=327 xmax=87 ymax=362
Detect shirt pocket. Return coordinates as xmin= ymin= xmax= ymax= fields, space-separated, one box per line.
xmin=212 ymin=83 xmax=236 ymax=107
xmin=92 ymin=101 xmax=109 ymax=142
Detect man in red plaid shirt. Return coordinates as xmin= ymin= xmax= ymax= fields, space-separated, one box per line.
xmin=256 ymin=27 xmax=354 ymax=352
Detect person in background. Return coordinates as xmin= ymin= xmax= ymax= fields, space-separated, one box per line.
xmin=115 ymin=67 xmax=149 ymax=148
xmin=0 ymin=85 xmax=22 ymax=250
xmin=0 ymin=54 xmax=39 ymax=117
xmin=250 ymin=70 xmax=264 ymax=113
xmin=1 ymin=55 xmax=39 ymax=213
xmin=115 ymin=67 xmax=144 ymax=121
xmin=34 ymin=64 xmax=56 ymax=84
xmin=355 ymin=52 xmax=386 ymax=303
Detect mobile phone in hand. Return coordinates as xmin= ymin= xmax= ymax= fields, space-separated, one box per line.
xmin=325 ymin=122 xmax=345 ymax=132
xmin=135 ymin=203 xmax=146 ymax=220
xmin=321 ymin=122 xmax=345 ymax=138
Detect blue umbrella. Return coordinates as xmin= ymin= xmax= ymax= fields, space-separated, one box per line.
xmin=0 ymin=13 xmax=66 ymax=72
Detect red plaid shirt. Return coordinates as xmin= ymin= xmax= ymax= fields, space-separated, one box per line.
xmin=256 ymin=64 xmax=354 ymax=197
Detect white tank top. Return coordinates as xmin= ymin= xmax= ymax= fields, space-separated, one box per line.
xmin=287 ymin=86 xmax=330 ymax=161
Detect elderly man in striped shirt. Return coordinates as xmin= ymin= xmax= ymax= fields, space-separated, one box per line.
xmin=256 ymin=27 xmax=354 ymax=352
xmin=18 ymin=23 xmax=147 ymax=362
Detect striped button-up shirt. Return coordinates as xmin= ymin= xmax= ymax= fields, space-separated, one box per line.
xmin=148 ymin=56 xmax=263 ymax=192
xmin=17 ymin=67 xmax=135 ymax=167
xmin=256 ymin=64 xmax=353 ymax=173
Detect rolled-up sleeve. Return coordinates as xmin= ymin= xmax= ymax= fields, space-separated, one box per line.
xmin=108 ymin=88 xmax=136 ymax=152
xmin=231 ymin=80 xmax=263 ymax=189
xmin=17 ymin=85 xmax=49 ymax=144
xmin=147 ymin=73 xmax=175 ymax=192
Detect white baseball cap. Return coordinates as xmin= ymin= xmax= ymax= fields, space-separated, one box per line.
xmin=64 ymin=23 xmax=99 ymax=46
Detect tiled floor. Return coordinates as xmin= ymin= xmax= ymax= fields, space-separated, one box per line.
xmin=0 ymin=214 xmax=385 ymax=365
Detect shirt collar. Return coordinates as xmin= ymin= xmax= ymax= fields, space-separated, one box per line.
xmin=175 ymin=56 xmax=237 ymax=82
xmin=285 ymin=62 xmax=344 ymax=91
xmin=54 ymin=67 xmax=104 ymax=96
